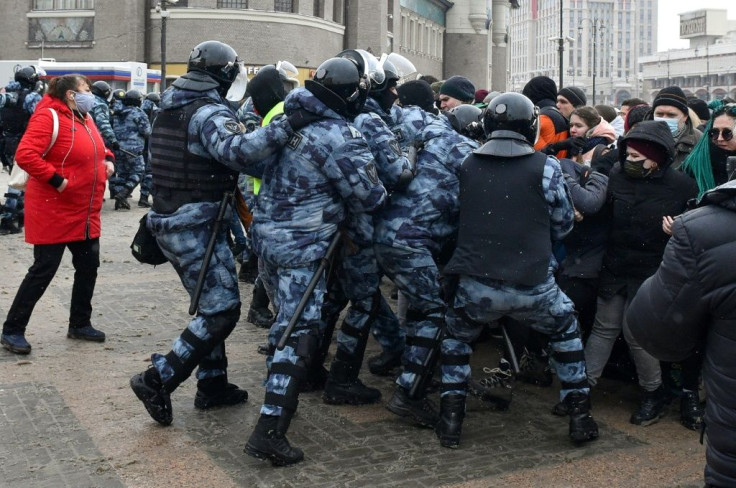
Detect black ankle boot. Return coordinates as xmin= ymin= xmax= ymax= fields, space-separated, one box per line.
xmin=367 ymin=348 xmax=403 ymax=376
xmin=194 ymin=376 xmax=248 ymax=410
xmin=564 ymin=391 xmax=599 ymax=443
xmin=435 ymin=394 xmax=466 ymax=448
xmin=630 ymin=385 xmax=667 ymax=426
xmin=323 ymin=358 xmax=381 ymax=405
xmin=680 ymin=390 xmax=704 ymax=431
xmin=244 ymin=414 xmax=304 ymax=466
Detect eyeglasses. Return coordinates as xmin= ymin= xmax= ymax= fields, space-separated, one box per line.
xmin=708 ymin=127 xmax=734 ymax=142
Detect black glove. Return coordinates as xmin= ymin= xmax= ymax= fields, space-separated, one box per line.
xmin=111 ymin=141 xmax=120 ymax=151
xmin=543 ymin=137 xmax=585 ymax=155
xmin=287 ymin=109 xmax=321 ymax=131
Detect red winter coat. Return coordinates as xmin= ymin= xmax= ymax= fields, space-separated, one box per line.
xmin=15 ymin=95 xmax=113 ymax=245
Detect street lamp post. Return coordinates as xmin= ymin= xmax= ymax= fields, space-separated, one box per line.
xmin=579 ymin=18 xmax=605 ymax=105
xmin=157 ymin=0 xmax=178 ymax=91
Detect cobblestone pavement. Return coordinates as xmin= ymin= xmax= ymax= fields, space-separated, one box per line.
xmin=0 ymin=176 xmax=706 ymax=488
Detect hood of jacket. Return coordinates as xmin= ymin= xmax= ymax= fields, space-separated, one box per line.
xmin=618 ymin=120 xmax=676 ymax=170
xmin=587 ymin=119 xmax=617 ymax=143
xmin=283 ymin=86 xmax=344 ymax=120
xmin=698 ymin=179 xmax=736 ymax=212
xmin=160 ymin=84 xmax=224 ymax=111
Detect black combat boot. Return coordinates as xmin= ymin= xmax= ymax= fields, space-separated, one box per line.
xmin=630 ymin=384 xmax=667 ymax=426
xmin=138 ymin=195 xmax=151 ymax=208
xmin=386 ymin=386 xmax=439 ymax=428
xmin=114 ymin=196 xmax=131 ymax=210
xmin=367 ymin=348 xmax=403 ymax=376
xmin=680 ymin=390 xmax=704 ymax=431
xmin=246 ymin=279 xmax=274 ymax=328
xmin=517 ymin=349 xmax=553 ymax=387
xmin=322 ymin=358 xmax=381 ymax=405
xmin=435 ymin=394 xmax=466 ymax=448
xmin=194 ymin=375 xmax=248 ymax=410
xmin=244 ymin=413 xmax=304 ymax=466
xmin=130 ymin=366 xmax=173 ymax=426
xmin=564 ymin=391 xmax=599 ymax=443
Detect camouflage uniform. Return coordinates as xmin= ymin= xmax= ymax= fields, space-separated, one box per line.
xmin=139 ymin=98 xmax=160 ymax=201
xmin=146 ymin=85 xmax=296 ymax=392
xmin=1 ymin=82 xmax=41 ymax=231
xmin=90 ymin=94 xmax=118 ymax=149
xmin=321 ymin=96 xmax=411 ymax=374
xmin=252 ymin=86 xmax=386 ymax=418
xmin=374 ymin=113 xmax=479 ymax=393
xmin=110 ymin=105 xmax=151 ymax=199
xmin=440 ymin=157 xmax=590 ymax=404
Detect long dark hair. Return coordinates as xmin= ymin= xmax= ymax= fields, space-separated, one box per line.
xmin=47 ymin=74 xmax=92 ymax=100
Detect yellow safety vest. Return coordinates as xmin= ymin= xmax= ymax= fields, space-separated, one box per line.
xmin=252 ymin=101 xmax=285 ymax=195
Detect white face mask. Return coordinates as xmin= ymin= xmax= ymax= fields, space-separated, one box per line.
xmin=653 ymin=116 xmax=680 ymax=135
xmin=73 ymin=91 xmax=95 ymax=114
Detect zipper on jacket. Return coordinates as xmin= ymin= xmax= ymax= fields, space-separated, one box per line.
xmin=81 ymin=115 xmax=97 ymax=240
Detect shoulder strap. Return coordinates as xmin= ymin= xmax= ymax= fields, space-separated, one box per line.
xmin=42 ymin=108 xmax=59 ymax=158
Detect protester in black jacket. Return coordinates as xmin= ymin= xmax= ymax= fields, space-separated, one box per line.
xmin=626 ymin=180 xmax=736 ymax=488
xmin=583 ymin=121 xmax=699 ymax=426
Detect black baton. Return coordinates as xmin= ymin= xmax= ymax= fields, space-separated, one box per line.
xmin=188 ymin=192 xmax=232 ymax=316
xmin=277 ymin=231 xmax=342 ymax=350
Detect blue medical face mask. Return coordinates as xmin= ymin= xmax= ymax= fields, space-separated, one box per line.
xmin=73 ymin=91 xmax=95 ymax=114
xmin=653 ymin=116 xmax=680 ymax=135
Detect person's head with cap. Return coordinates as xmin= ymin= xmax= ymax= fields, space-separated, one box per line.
xmin=556 ymin=86 xmax=587 ymax=119
xmin=652 ymin=86 xmax=690 ymax=135
xmin=687 ymin=97 xmax=710 ymax=122
xmin=474 ymin=89 xmax=490 ymax=104
xmin=624 ymin=104 xmax=650 ymax=133
xmin=522 ymin=76 xmax=557 ymax=105
xmin=594 ymin=104 xmax=618 ymax=123
xmin=397 ymin=79 xmax=438 ymax=114
xmin=620 ymin=120 xmax=676 ymax=178
xmin=439 ymin=75 xmax=475 ymax=111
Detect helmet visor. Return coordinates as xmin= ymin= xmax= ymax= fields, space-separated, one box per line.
xmin=225 ymin=63 xmax=248 ymax=102
xmin=276 ymin=60 xmax=300 ymax=90
xmin=357 ymin=50 xmax=385 ymax=87
xmin=386 ymin=53 xmax=419 ymax=85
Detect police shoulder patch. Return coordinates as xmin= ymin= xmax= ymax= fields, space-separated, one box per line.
xmin=348 ymin=126 xmax=362 ymax=139
xmin=390 ymin=139 xmax=401 ymax=156
xmin=287 ymin=133 xmax=303 ymax=150
xmin=224 ymin=120 xmax=242 ymax=134
xmin=364 ymin=162 xmax=379 ymax=184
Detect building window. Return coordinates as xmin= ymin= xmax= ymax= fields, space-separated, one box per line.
xmin=313 ymin=0 xmax=324 ymax=17
xmin=333 ymin=0 xmax=343 ymax=23
xmin=217 ymin=0 xmax=249 ymax=6
xmin=274 ymin=0 xmax=293 ymax=12
xmin=33 ymin=0 xmax=94 ymax=9
xmin=217 ymin=0 xmax=248 ymax=7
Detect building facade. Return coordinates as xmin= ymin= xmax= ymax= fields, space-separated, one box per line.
xmin=639 ymin=9 xmax=736 ymax=103
xmin=0 ymin=0 xmax=519 ymax=91
xmin=508 ymin=0 xmax=657 ymax=106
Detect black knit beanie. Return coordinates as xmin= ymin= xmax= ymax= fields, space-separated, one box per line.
xmin=398 ymin=79 xmax=437 ymax=113
xmin=652 ymin=86 xmax=689 ymax=116
xmin=522 ymin=76 xmax=558 ymax=105
xmin=558 ymin=86 xmax=587 ymax=107
xmin=439 ymin=76 xmax=475 ymax=103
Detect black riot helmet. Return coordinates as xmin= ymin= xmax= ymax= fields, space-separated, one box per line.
xmin=112 ymin=89 xmax=126 ymax=101
xmin=306 ymin=57 xmax=369 ymax=119
xmin=91 ymin=81 xmax=112 ymax=101
xmin=483 ymin=92 xmax=539 ymax=145
xmin=368 ymin=55 xmax=401 ymax=112
xmin=15 ymin=66 xmax=42 ymax=89
xmin=445 ymin=104 xmax=484 ymax=141
xmin=122 ymin=89 xmax=144 ymax=107
xmin=145 ymin=92 xmax=161 ymax=105
xmin=337 ymin=49 xmax=385 ymax=90
xmin=186 ymin=41 xmax=246 ymax=98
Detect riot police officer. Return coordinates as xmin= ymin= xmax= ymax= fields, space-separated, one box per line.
xmin=90 ymin=81 xmax=120 ymax=152
xmin=1 ymin=66 xmax=43 ymax=234
xmin=110 ymin=89 xmax=150 ymax=210
xmin=244 ymin=57 xmax=386 ymax=466
xmin=436 ymin=93 xmax=599 ymax=448
xmin=129 ymin=41 xmax=317 ymax=427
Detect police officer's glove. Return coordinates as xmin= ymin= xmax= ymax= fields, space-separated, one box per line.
xmin=111 ymin=141 xmax=120 ymax=151
xmin=543 ymin=137 xmax=585 ymax=156
xmin=4 ymin=92 xmax=19 ymax=107
xmin=287 ymin=109 xmax=321 ymax=131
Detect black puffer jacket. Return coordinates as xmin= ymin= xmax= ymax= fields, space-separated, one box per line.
xmin=598 ymin=121 xmax=699 ymax=297
xmin=626 ymin=180 xmax=736 ymax=488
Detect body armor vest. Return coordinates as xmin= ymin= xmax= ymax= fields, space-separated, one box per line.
xmin=444 ymin=151 xmax=551 ymax=287
xmin=150 ymin=98 xmax=237 ymax=213
xmin=1 ymin=89 xmax=31 ymax=136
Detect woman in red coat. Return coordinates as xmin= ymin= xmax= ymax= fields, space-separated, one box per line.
xmin=1 ymin=74 xmax=114 ymax=355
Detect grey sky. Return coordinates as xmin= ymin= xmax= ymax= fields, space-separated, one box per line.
xmin=658 ymin=1 xmax=735 ymax=52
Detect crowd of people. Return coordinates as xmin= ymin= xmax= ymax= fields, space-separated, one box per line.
xmin=1 ymin=40 xmax=735 ymax=487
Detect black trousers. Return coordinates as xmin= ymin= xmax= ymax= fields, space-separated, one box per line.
xmin=3 ymin=238 xmax=99 ymax=335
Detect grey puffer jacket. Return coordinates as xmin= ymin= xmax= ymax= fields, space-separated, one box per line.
xmin=626 ymin=180 xmax=736 ymax=488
